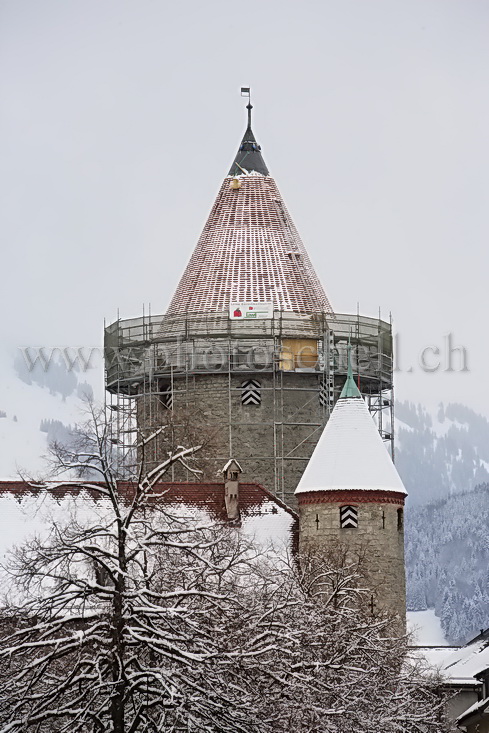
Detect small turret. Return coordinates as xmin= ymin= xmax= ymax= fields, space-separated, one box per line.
xmin=295 ymin=346 xmax=407 ymax=627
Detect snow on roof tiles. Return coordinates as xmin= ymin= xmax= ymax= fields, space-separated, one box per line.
xmin=0 ymin=482 xmax=298 ymax=559
xmin=0 ymin=480 xmax=296 ymax=519
xmin=166 ymin=174 xmax=332 ymax=316
xmin=439 ymin=637 xmax=489 ymax=685
xmin=295 ymin=396 xmax=407 ymax=495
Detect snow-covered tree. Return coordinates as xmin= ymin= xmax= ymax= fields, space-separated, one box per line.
xmin=0 ymin=404 xmax=452 ymax=732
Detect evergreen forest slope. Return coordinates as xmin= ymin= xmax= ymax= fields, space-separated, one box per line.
xmin=396 ymin=401 xmax=489 ymax=505
xmin=406 ymin=484 xmax=489 ymax=645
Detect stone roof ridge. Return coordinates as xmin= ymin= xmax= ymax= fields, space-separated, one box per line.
xmin=0 ymin=480 xmax=299 ymax=518
xmin=295 ymin=396 xmax=407 ymax=495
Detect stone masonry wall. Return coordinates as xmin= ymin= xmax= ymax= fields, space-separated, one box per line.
xmin=299 ymin=497 xmax=406 ymax=627
xmin=136 ymin=371 xmax=327 ymax=507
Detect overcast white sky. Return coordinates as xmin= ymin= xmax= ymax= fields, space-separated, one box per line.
xmin=1 ymin=0 xmax=488 ymax=412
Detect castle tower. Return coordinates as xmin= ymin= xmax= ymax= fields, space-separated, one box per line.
xmin=105 ymin=95 xmax=394 ymax=507
xmin=295 ymin=349 xmax=407 ymax=625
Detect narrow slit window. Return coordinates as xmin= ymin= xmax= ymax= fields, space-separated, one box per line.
xmin=397 ymin=508 xmax=404 ymax=531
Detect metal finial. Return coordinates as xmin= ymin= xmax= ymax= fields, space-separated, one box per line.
xmin=346 ymin=339 xmax=353 ymax=381
xmin=247 ymin=102 xmax=253 ymax=128
xmin=340 ymin=336 xmax=362 ymax=399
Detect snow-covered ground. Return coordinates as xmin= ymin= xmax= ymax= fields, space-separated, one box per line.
xmin=407 ymin=609 xmax=448 ymax=646
xmin=407 ymin=610 xmax=459 ymax=676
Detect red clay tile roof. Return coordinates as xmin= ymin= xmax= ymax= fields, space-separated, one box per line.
xmin=0 ymin=481 xmax=297 ymax=522
xmin=166 ymin=175 xmax=332 ymax=316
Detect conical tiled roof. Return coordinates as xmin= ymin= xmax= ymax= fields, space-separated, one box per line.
xmin=295 ymin=389 xmax=406 ymax=496
xmin=166 ymin=109 xmax=332 ymax=316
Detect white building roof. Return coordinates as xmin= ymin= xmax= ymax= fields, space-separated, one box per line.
xmin=295 ymin=395 xmax=407 ymax=495
xmin=413 ymin=632 xmax=489 ymax=690
xmin=439 ymin=636 xmax=489 ymax=686
xmin=0 ymin=483 xmax=297 ymax=564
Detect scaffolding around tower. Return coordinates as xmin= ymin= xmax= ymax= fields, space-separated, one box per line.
xmin=104 ymin=309 xmax=394 ymax=506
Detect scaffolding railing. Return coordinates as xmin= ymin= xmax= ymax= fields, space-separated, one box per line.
xmin=104 ymin=310 xmax=395 ymax=496
xmin=105 ymin=310 xmax=390 ymax=347
xmin=105 ymin=311 xmax=393 ymax=393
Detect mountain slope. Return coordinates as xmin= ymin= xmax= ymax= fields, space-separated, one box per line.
xmin=405 ymin=484 xmax=489 ymax=645
xmin=396 ymin=401 xmax=489 ymax=505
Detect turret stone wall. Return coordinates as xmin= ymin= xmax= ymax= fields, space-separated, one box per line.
xmin=298 ymin=491 xmax=406 ymax=627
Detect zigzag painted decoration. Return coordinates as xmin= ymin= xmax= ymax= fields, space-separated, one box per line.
xmin=319 ymin=379 xmax=328 ymax=407
xmin=319 ymin=378 xmax=333 ymax=408
xmin=340 ymin=505 xmax=358 ymax=528
xmin=160 ymin=385 xmax=173 ymax=410
xmin=241 ymin=379 xmax=261 ymax=406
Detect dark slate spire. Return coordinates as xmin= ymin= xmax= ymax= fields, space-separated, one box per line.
xmin=228 ymin=101 xmax=269 ymax=177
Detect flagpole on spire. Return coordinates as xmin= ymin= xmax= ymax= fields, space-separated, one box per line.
xmin=241 ymin=86 xmax=252 ymax=128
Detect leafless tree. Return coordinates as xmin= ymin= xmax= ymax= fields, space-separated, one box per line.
xmin=138 ymin=402 xmax=223 ymax=481
xmin=0 ymin=404 xmax=452 ymax=732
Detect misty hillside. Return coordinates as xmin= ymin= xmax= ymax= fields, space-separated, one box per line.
xmin=0 ymin=349 xmax=102 ymax=478
xmin=405 ymin=484 xmax=489 ymax=645
xmin=396 ymin=401 xmax=489 ymax=505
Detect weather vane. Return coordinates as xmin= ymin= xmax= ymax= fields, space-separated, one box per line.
xmin=240 ymin=87 xmax=252 ymax=126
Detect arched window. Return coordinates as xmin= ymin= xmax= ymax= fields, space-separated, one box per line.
xmin=340 ymin=505 xmax=358 ymax=528
xmin=241 ymin=379 xmax=261 ymax=406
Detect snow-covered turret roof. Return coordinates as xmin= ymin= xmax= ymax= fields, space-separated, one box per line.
xmin=295 ymin=356 xmax=406 ymax=495
xmin=166 ymin=101 xmax=332 ymax=317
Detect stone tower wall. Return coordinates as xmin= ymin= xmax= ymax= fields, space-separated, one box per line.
xmin=137 ymin=371 xmax=326 ymax=507
xmin=298 ymin=491 xmax=406 ymax=626
xmin=106 ymin=310 xmax=393 ymax=507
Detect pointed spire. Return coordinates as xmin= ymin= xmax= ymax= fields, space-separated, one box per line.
xmin=340 ymin=342 xmax=362 ymax=399
xmin=166 ymin=94 xmax=333 ymax=317
xmin=229 ymin=97 xmax=269 ymax=177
